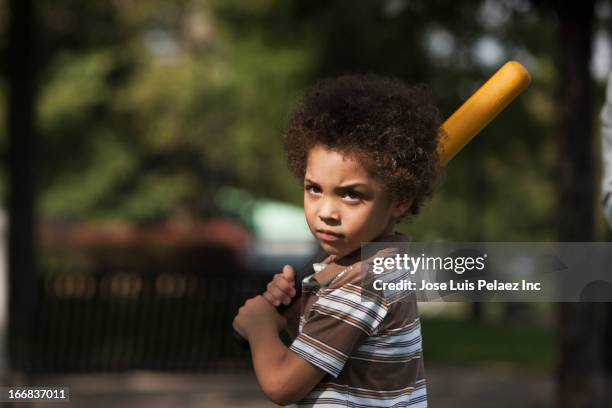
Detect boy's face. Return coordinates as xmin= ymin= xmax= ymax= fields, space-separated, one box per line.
xmin=303 ymin=144 xmax=408 ymax=258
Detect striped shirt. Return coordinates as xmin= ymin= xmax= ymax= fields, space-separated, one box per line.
xmin=289 ymin=233 xmax=427 ymax=407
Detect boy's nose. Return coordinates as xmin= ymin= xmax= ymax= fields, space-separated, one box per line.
xmin=318 ymin=199 xmax=340 ymax=224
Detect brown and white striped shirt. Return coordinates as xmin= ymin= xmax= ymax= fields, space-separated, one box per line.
xmin=289 ymin=233 xmax=427 ymax=407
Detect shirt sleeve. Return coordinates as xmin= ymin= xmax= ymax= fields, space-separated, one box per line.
xmin=289 ymin=283 xmax=388 ymax=378
xmin=601 ymin=72 xmax=612 ymax=228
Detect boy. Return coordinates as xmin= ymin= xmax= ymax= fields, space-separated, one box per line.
xmin=233 ymin=75 xmax=443 ymax=407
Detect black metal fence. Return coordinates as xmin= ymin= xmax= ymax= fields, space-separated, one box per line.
xmin=10 ymin=248 xmax=275 ymax=374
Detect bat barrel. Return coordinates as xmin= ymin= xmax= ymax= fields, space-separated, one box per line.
xmin=439 ymin=60 xmax=531 ymax=165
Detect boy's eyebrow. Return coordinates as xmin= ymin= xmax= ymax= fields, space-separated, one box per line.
xmin=336 ymin=182 xmax=369 ymax=189
xmin=304 ymin=178 xmax=369 ymax=189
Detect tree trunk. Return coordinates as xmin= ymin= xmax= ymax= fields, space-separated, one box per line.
xmin=7 ymin=0 xmax=39 ymax=375
xmin=554 ymin=1 xmax=607 ymax=407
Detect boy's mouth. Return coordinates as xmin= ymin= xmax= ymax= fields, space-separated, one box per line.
xmin=316 ymin=229 xmax=344 ymax=242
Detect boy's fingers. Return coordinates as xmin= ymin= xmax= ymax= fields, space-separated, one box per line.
xmin=263 ymin=291 xmax=280 ymax=307
xmin=282 ymin=265 xmax=295 ymax=284
xmin=264 ymin=284 xmax=291 ymax=306
xmin=273 ymin=274 xmax=296 ymax=297
xmin=261 ymin=271 xmax=297 ymax=308
xmin=268 ymin=279 xmax=292 ymax=297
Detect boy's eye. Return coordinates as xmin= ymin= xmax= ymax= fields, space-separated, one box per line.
xmin=305 ymin=184 xmax=362 ymax=202
xmin=305 ymin=185 xmax=321 ymax=194
xmin=342 ymin=190 xmax=362 ymax=202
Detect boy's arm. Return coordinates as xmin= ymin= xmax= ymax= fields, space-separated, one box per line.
xmin=249 ymin=323 xmax=326 ymax=405
xmin=233 ymin=295 xmax=326 ymax=405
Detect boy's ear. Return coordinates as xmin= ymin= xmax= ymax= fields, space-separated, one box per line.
xmin=391 ymin=199 xmax=412 ymax=219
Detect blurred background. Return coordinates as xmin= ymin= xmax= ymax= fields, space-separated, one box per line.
xmin=1 ymin=0 xmax=611 ymax=406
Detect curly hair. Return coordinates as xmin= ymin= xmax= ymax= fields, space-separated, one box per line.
xmin=283 ymin=74 xmax=445 ymax=219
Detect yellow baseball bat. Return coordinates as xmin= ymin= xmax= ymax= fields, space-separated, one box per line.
xmin=439 ymin=60 xmax=531 ymax=165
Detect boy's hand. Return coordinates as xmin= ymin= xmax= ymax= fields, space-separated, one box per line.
xmin=233 ymin=295 xmax=287 ymax=341
xmin=263 ymin=264 xmax=296 ymax=307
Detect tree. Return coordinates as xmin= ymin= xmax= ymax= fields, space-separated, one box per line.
xmin=554 ymin=1 xmax=607 ymax=407
xmin=6 ymin=0 xmax=40 ymax=373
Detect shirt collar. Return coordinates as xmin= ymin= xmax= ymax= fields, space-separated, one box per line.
xmin=309 ymin=232 xmax=411 ymax=286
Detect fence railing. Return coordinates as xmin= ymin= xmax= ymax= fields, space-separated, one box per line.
xmin=11 ymin=265 xmax=272 ymax=374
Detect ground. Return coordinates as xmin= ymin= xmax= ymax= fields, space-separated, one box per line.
xmin=21 ymin=367 xmax=553 ymax=407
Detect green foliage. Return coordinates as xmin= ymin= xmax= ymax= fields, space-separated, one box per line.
xmin=41 ymin=133 xmax=135 ymax=218
xmin=421 ymin=317 xmax=555 ymax=371
xmin=0 ymin=0 xmax=607 ymax=239
xmin=14 ymin=0 xmax=314 ymax=221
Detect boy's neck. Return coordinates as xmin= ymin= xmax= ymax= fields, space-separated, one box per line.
xmin=380 ymin=220 xmax=397 ymax=238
